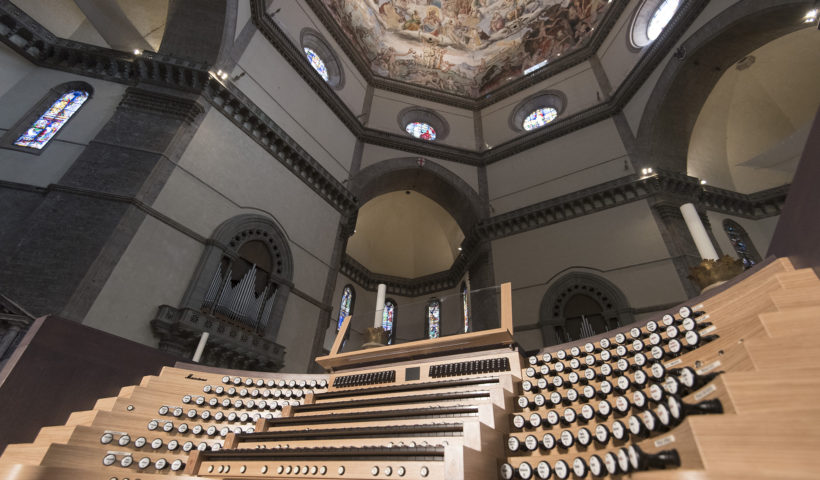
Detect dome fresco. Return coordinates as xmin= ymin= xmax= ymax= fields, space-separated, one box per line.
xmin=319 ymin=0 xmax=613 ymax=98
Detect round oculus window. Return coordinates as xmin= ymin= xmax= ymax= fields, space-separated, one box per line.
xmin=303 ymin=47 xmax=329 ymax=82
xmin=647 ymin=0 xmax=680 ymax=41
xmin=522 ymin=107 xmax=558 ymax=131
xmin=405 ymin=122 xmax=437 ymax=141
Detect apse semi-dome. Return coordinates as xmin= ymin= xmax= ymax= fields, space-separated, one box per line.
xmin=631 ymin=0 xmax=681 ymax=48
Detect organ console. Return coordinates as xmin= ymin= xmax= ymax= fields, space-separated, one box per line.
xmin=1 ymin=261 xmax=820 ymax=478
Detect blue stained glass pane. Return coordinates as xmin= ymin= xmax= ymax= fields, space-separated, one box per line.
xmin=337 ymin=286 xmax=353 ymax=331
xmin=15 ymin=90 xmax=88 ymax=149
xmin=427 ymin=301 xmax=440 ymax=339
xmin=382 ymin=301 xmax=395 ymax=344
xmin=304 ymin=47 xmax=329 ymax=82
xmin=522 ymin=107 xmax=558 ymax=131
xmin=405 ymin=122 xmax=437 ymax=141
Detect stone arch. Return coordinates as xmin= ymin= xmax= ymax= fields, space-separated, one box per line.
xmin=634 ymin=0 xmax=814 ymax=173
xmin=158 ymin=0 xmax=234 ymax=65
xmin=180 ymin=214 xmax=293 ymax=339
xmin=349 ymin=157 xmax=485 ymax=235
xmin=538 ymin=272 xmax=633 ymax=345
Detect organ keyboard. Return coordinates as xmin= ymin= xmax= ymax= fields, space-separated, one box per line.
xmin=1 ymin=259 xmax=820 ymax=478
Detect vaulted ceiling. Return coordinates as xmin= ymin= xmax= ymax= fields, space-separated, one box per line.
xmin=316 ymin=0 xmax=615 ymax=99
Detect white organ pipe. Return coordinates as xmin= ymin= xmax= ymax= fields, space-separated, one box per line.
xmin=192 ymin=332 xmax=209 ymax=363
xmin=680 ymin=203 xmax=719 ymax=260
xmin=374 ymin=283 xmax=387 ymax=328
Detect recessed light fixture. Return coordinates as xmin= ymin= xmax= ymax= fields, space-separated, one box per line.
xmin=133 ymin=49 xmax=142 ymax=55
xmin=700 ymin=180 xmax=707 ymax=185
xmin=641 ymin=167 xmax=654 ymax=175
xmin=804 ymin=9 xmax=818 ymax=23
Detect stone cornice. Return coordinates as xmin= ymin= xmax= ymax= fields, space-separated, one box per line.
xmin=341 ymin=171 xmax=789 ymax=294
xmin=251 ymin=0 xmax=710 ymax=165
xmin=301 ymin=0 xmax=628 ymax=109
xmin=0 ymin=0 xmax=357 ymax=216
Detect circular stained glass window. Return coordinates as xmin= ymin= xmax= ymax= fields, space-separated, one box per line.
xmin=304 ymin=47 xmax=329 ymax=82
xmin=647 ymin=0 xmax=680 ymax=41
xmin=405 ymin=122 xmax=437 ymax=141
xmin=522 ymin=107 xmax=558 ymax=131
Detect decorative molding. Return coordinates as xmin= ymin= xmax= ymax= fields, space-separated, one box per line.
xmin=119 ymin=87 xmax=204 ymax=123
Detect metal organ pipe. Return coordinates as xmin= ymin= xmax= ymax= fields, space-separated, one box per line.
xmin=202 ymin=263 xmax=223 ymax=310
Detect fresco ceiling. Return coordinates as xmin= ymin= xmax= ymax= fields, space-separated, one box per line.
xmin=319 ymin=0 xmax=613 ymax=98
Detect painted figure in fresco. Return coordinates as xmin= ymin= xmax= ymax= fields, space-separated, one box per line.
xmin=490 ymin=11 xmax=505 ymax=32
xmin=403 ymin=9 xmax=422 ymax=30
xmin=421 ymin=7 xmax=442 ymax=35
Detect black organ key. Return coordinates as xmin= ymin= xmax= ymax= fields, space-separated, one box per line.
xmin=628 ymin=444 xmax=681 ymax=471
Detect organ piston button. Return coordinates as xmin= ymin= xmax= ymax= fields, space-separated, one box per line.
xmin=507 ymin=436 xmax=520 ymax=452
xmin=595 ymin=424 xmax=610 ymax=444
xmin=546 ymin=410 xmax=560 ymax=425
xmin=371 ymin=466 xmax=379 ymax=476
xmin=102 ymin=454 xmax=116 ymax=466
xmin=155 ymin=458 xmax=168 ymax=470
xmin=542 ymin=433 xmax=556 ymax=450
xmin=167 ymin=440 xmax=179 ymax=450
xmin=580 ymin=404 xmax=595 ymax=421
xmin=151 ymin=438 xmax=163 ymax=449
xmin=577 ymin=428 xmax=592 ymax=446
xmin=396 ymin=466 xmax=405 ymax=476
xmin=588 ymin=455 xmax=604 ymax=477
xmin=559 ymin=430 xmax=574 ymax=448
xmin=338 ymin=466 xmax=345 ymax=475
xmin=133 ymin=437 xmax=146 ymax=448
xmin=573 ymin=458 xmax=588 ymax=478
xmin=605 ymin=452 xmax=620 ymax=475
xmin=554 ymin=459 xmax=570 ymax=480
xmin=500 ymin=463 xmax=514 ymax=480
xmin=171 ymin=459 xmax=184 ymax=471
xmin=117 ymin=435 xmax=131 ymax=447
xmin=147 ymin=420 xmax=158 ymax=430
xmin=420 ymin=466 xmax=429 ymax=477
xmin=536 ymin=461 xmax=551 ymax=479
xmin=518 ymin=462 xmax=533 ymax=479
xmin=120 ymin=456 xmax=133 ymax=468
xmin=100 ymin=433 xmax=113 ymax=444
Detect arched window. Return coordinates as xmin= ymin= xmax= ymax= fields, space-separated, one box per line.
xmin=2 ymin=82 xmax=92 ymax=153
xmin=461 ymin=282 xmax=470 ymax=333
xmin=554 ymin=293 xmax=606 ymax=343
xmin=426 ymin=298 xmax=441 ymax=339
xmin=723 ymin=220 xmax=761 ymax=269
xmin=510 ymin=91 xmax=566 ymax=133
xmin=300 ymin=29 xmax=345 ymax=89
xmin=337 ymin=285 xmax=355 ymax=331
xmin=382 ymin=298 xmax=397 ymax=344
xmin=397 ymin=107 xmax=450 ymax=141
xmin=630 ymin=0 xmax=682 ymax=48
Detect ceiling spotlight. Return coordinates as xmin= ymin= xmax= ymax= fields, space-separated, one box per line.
xmin=216 ymin=69 xmax=229 ymax=80
xmin=458 ymin=247 xmax=463 ymax=251
xmin=804 ymin=9 xmax=818 ymax=23
xmin=700 ymin=179 xmax=707 ymax=185
xmin=641 ymin=167 xmax=654 ymax=175
xmin=133 ymin=49 xmax=142 ymax=55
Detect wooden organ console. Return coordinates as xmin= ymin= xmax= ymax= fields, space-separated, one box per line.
xmin=1 ymin=259 xmax=820 ymax=479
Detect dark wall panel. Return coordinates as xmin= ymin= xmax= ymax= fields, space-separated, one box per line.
xmin=0 ymin=316 xmax=184 ymax=454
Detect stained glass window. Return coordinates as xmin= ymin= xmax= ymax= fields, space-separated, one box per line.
xmin=461 ymin=282 xmax=470 ymax=333
xmin=405 ymin=122 xmax=437 ymax=141
xmin=337 ymin=286 xmax=354 ymax=331
xmin=14 ymin=90 xmax=89 ymax=149
xmin=304 ymin=47 xmax=329 ymax=82
xmin=522 ymin=107 xmax=558 ymax=131
xmin=647 ymin=0 xmax=680 ymax=41
xmin=382 ymin=299 xmax=396 ymax=344
xmin=723 ymin=220 xmax=760 ymax=270
xmin=426 ymin=299 xmax=441 ymax=339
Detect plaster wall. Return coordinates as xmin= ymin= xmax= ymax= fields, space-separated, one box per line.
xmin=151 ymin=109 xmax=340 ymax=301
xmin=597 ymin=0 xmax=642 ymax=90
xmin=487 ymin=118 xmax=631 ymax=214
xmin=278 ymin=294 xmax=324 ymax=372
xmin=491 ymin=200 xmax=688 ymax=351
xmin=83 ymin=215 xmax=203 ymax=347
xmin=232 ymin=32 xmax=356 ymax=182
xmin=0 ymin=66 xmax=125 ymax=187
xmin=368 ymin=89 xmax=475 ymax=150
xmin=481 ymin=62 xmax=601 ymax=147
xmin=265 ymin=0 xmax=369 ymax=121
